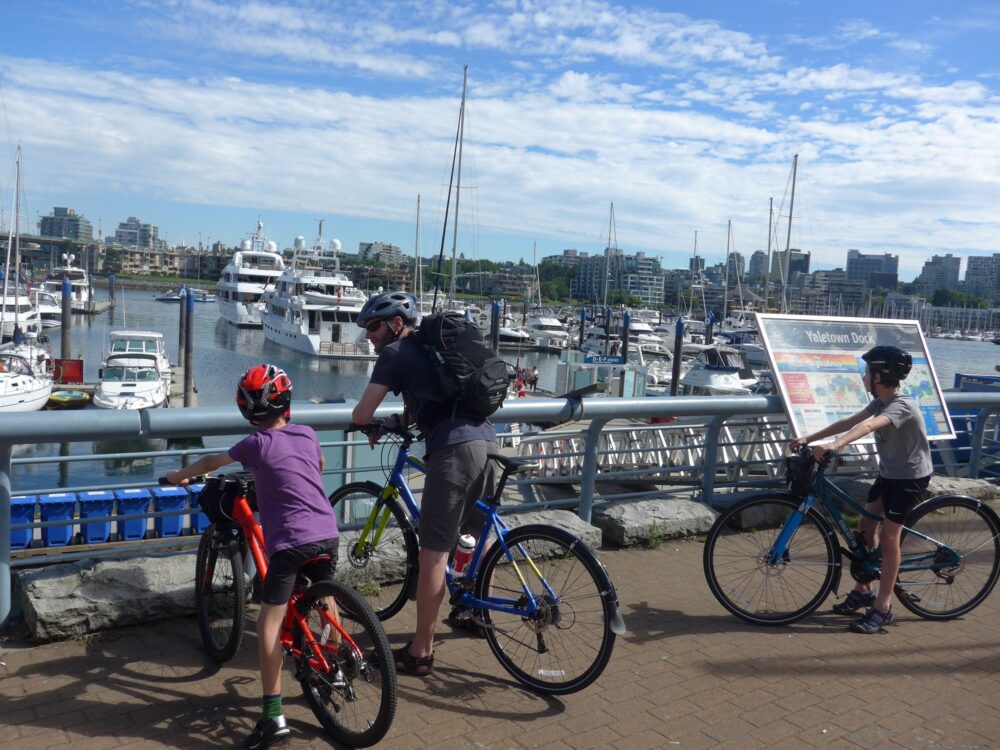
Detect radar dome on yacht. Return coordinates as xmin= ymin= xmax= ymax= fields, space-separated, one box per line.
xmin=240 ymin=240 xmax=252 ymax=251
xmin=330 ymin=239 xmax=342 ymax=251
xmin=266 ymin=240 xmax=278 ymax=252
xmin=294 ymin=236 xmax=306 ymax=250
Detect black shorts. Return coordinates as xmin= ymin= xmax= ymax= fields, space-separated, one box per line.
xmin=260 ymin=538 xmax=339 ymax=605
xmin=867 ymin=476 xmax=931 ymax=524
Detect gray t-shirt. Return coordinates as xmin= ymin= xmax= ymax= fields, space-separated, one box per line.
xmin=864 ymin=395 xmax=933 ymax=479
xmin=369 ymin=336 xmax=496 ymax=454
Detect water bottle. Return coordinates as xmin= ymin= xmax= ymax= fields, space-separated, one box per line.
xmin=453 ymin=534 xmax=476 ymax=574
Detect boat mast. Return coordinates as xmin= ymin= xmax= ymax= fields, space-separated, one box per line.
xmin=414 ymin=194 xmax=422 ymax=302
xmin=762 ymin=197 xmax=773 ymax=311
xmin=722 ymin=219 xmax=731 ymax=323
xmin=432 ymin=65 xmax=467 ymax=314
xmin=449 ymin=66 xmax=468 ymax=307
xmin=602 ymin=202 xmax=614 ymax=309
xmin=781 ymin=153 xmax=798 ymax=314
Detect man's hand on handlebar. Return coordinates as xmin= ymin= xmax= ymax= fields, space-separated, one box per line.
xmin=350 ymin=415 xmax=403 ymax=448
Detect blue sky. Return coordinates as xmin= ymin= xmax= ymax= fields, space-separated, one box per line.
xmin=1 ymin=1 xmax=999 ymax=282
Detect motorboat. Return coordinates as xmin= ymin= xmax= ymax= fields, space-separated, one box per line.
xmin=106 ymin=330 xmax=172 ymax=384
xmin=42 ymin=256 xmax=91 ymax=311
xmin=525 ymin=309 xmax=570 ymax=351
xmin=261 ymin=245 xmax=373 ymax=358
xmin=217 ymin=221 xmax=286 ymax=327
xmin=677 ymin=346 xmax=762 ymax=396
xmin=92 ymin=352 xmax=169 ymax=410
xmin=0 ymin=350 xmax=52 ymax=412
xmin=153 ymin=288 xmax=183 ymax=302
xmin=0 ymin=288 xmax=42 ymax=340
xmin=31 ymin=289 xmax=62 ymax=328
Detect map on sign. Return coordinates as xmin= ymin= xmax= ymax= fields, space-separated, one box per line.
xmin=756 ymin=314 xmax=954 ymax=441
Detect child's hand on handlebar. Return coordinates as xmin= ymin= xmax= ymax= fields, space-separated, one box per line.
xmin=165 ymin=469 xmax=188 ymax=486
xmin=788 ymin=437 xmax=809 ymax=453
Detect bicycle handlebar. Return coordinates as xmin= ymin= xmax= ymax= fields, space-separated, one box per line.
xmin=348 ymin=420 xmax=421 ymax=443
xmin=158 ymin=474 xmax=207 ymax=486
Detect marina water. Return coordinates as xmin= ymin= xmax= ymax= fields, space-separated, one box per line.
xmin=12 ymin=286 xmax=1000 ymax=491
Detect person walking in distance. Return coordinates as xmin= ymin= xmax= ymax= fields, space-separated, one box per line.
xmin=789 ymin=345 xmax=932 ymax=634
xmin=351 ymin=291 xmax=497 ymax=675
xmin=167 ymin=365 xmax=340 ymax=747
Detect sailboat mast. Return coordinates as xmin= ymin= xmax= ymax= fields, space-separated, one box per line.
xmin=723 ymin=219 xmax=731 ymax=323
xmin=414 ymin=194 xmax=421 ymax=301
xmin=431 ymin=65 xmax=467 ymax=313
xmin=0 ymin=151 xmax=16 ymax=335
xmin=763 ymin=197 xmax=773 ymax=311
xmin=781 ymin=153 xmax=798 ymax=313
xmin=449 ymin=65 xmax=468 ymax=306
xmin=13 ymin=146 xmax=22 ymax=331
xmin=602 ymin=202 xmax=613 ymax=308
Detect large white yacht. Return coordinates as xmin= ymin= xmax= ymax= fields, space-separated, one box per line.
xmin=677 ymin=346 xmax=762 ymax=396
xmin=0 ymin=288 xmax=42 ymax=340
xmin=93 ymin=353 xmax=169 ymax=410
xmin=105 ymin=330 xmax=172 ymax=385
xmin=216 ymin=221 xmax=287 ymax=327
xmin=525 ymin=308 xmax=570 ymax=351
xmin=260 ymin=242 xmax=373 ymax=359
xmin=42 ymin=255 xmax=91 ymax=311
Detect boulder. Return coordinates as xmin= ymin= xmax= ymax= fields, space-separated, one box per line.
xmin=499 ymin=509 xmax=603 ymax=549
xmin=16 ymin=552 xmax=197 ymax=642
xmin=592 ymin=498 xmax=717 ymax=547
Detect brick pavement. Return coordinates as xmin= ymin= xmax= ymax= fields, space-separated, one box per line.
xmin=2 ymin=540 xmax=999 ymax=749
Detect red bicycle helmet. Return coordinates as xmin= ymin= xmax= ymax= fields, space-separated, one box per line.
xmin=236 ymin=364 xmax=292 ymax=424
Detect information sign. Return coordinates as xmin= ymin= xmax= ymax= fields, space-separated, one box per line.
xmin=755 ymin=314 xmax=954 ymax=441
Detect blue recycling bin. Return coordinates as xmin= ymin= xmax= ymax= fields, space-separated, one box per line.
xmin=10 ymin=495 xmax=36 ymax=550
xmin=78 ymin=490 xmax=115 ymax=544
xmin=188 ymin=482 xmax=211 ymax=534
xmin=39 ymin=493 xmax=76 ymax=547
xmin=114 ymin=488 xmax=151 ymax=541
xmin=152 ymin=485 xmax=188 ymax=538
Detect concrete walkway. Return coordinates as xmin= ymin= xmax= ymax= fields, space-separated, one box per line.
xmin=2 ymin=540 xmax=998 ymax=749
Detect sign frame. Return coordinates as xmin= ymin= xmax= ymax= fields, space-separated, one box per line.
xmin=755 ymin=313 xmax=955 ymax=442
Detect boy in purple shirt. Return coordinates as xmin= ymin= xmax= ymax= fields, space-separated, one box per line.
xmin=168 ymin=364 xmax=339 ymax=749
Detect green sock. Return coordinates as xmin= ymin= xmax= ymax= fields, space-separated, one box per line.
xmin=262 ymin=694 xmax=282 ymax=721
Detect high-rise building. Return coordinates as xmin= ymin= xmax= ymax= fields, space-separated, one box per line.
xmin=965 ymin=254 xmax=1000 ymax=301
xmin=358 ymin=241 xmax=406 ymax=266
xmin=541 ymin=249 xmax=589 ymax=266
xmin=915 ymin=254 xmax=962 ymax=295
xmin=39 ymin=207 xmax=94 ymax=241
xmin=770 ymin=249 xmax=810 ymax=279
xmin=748 ymin=250 xmax=767 ymax=279
xmin=113 ymin=216 xmax=166 ymax=249
xmin=570 ymin=247 xmax=665 ymax=307
xmin=846 ymin=249 xmax=899 ymax=289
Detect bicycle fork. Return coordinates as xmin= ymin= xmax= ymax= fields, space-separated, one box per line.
xmin=767 ymin=497 xmax=813 ymax=565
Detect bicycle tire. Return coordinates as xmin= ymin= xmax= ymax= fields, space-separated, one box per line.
xmin=475 ymin=524 xmax=618 ymax=695
xmin=703 ymin=493 xmax=840 ymax=626
xmin=295 ymin=579 xmax=398 ymax=748
xmin=195 ymin=525 xmax=246 ymax=662
xmin=897 ymin=495 xmax=1000 ymax=620
xmin=328 ymin=482 xmax=418 ymax=621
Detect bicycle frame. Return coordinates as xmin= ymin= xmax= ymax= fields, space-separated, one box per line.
xmin=353 ymin=439 xmax=555 ymax=620
xmin=768 ymin=470 xmax=961 ymax=573
xmin=225 ymin=495 xmax=363 ymax=673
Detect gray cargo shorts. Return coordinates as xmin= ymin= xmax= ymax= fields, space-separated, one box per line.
xmin=418 ymin=439 xmax=497 ymax=553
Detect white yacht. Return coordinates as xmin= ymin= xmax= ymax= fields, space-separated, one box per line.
xmin=261 ymin=243 xmax=372 ymax=359
xmin=93 ymin=353 xmax=169 ymax=410
xmin=0 ymin=349 xmax=52 ymax=412
xmin=626 ymin=319 xmax=673 ymax=358
xmin=525 ymin=308 xmax=570 ymax=351
xmin=106 ymin=331 xmax=172 ymax=385
xmin=31 ymin=289 xmax=62 ymax=328
xmin=677 ymin=346 xmax=761 ymax=396
xmin=0 ymin=288 xmax=42 ymax=340
xmin=217 ymin=222 xmax=286 ymax=327
xmin=42 ymin=255 xmax=91 ymax=311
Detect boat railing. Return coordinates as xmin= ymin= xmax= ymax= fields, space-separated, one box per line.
xmin=2 ymin=392 xmax=1000 ymax=626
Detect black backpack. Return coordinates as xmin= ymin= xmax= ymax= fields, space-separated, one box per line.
xmin=413 ymin=311 xmax=511 ymax=419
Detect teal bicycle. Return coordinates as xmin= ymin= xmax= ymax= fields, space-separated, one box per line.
xmin=328 ymin=421 xmax=626 ymax=695
xmin=703 ymin=447 xmax=1000 ymax=626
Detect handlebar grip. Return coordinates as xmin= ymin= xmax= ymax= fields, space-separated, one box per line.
xmin=158 ymin=474 xmax=207 ymax=486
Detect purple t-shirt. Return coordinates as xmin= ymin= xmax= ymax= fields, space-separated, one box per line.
xmin=228 ymin=423 xmax=339 ymax=555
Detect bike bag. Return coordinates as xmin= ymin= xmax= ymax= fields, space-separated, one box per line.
xmin=785 ymin=452 xmax=816 ymax=498
xmin=197 ymin=472 xmax=258 ymax=526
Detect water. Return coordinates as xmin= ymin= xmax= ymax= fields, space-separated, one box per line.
xmin=10 ymin=288 xmax=1000 ymax=491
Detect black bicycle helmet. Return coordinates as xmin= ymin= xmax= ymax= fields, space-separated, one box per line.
xmin=861 ymin=345 xmax=912 ymax=382
xmin=236 ymin=364 xmax=293 ymax=424
xmin=356 ymin=291 xmax=417 ymax=327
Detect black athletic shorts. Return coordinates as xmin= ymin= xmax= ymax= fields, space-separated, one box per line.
xmin=867 ymin=476 xmax=931 ymax=524
xmin=260 ymin=538 xmax=339 ymax=605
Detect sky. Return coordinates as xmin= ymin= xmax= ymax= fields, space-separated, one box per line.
xmin=1 ymin=1 xmax=999 ymax=282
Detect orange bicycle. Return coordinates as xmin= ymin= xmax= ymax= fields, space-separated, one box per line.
xmin=167 ymin=473 xmax=397 ymax=748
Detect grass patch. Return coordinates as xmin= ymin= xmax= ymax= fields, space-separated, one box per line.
xmin=645 ymin=521 xmax=663 ymax=550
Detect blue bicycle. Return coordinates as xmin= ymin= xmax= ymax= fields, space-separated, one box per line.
xmin=328 ymin=422 xmax=626 ymax=695
xmin=703 ymin=447 xmax=1000 ymax=626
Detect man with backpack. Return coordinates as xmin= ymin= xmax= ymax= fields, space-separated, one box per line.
xmin=351 ymin=291 xmax=503 ymax=676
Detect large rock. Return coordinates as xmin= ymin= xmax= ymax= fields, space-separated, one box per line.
xmin=592 ymin=498 xmax=717 ymax=547
xmin=827 ymin=475 xmax=1000 ymax=506
xmin=16 ymin=552 xmax=197 ymax=642
xmin=500 ymin=509 xmax=603 ymax=548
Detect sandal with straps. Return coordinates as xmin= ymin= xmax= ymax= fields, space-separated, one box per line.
xmin=832 ymin=589 xmax=876 ymax=615
xmin=393 ymin=641 xmax=434 ymax=677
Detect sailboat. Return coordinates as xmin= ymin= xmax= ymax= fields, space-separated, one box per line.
xmin=1 ymin=146 xmax=53 ymax=411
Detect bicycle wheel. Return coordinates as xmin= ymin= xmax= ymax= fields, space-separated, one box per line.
xmin=194 ymin=525 xmax=246 ymax=662
xmin=328 ymin=482 xmax=418 ymax=621
xmin=703 ymin=493 xmax=840 ymax=626
xmin=475 ymin=524 xmax=618 ymax=695
xmin=295 ymin=580 xmax=397 ymax=748
xmin=897 ymin=495 xmax=1000 ymax=619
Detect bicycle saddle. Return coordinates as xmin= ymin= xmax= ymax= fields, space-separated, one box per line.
xmin=489 ymin=454 xmax=540 ymax=473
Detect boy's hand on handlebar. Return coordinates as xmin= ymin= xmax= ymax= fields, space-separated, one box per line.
xmin=788 ymin=437 xmax=809 ymax=453
xmin=164 ymin=469 xmax=188 ymax=487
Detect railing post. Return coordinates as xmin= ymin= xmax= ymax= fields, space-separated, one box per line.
xmin=578 ymin=419 xmax=607 ymax=523
xmin=967 ymin=407 xmax=992 ymax=479
xmin=0 ymin=442 xmax=12 ymax=628
xmin=700 ymin=415 xmax=724 ymax=507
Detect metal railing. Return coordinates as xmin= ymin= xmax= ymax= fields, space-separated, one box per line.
xmin=3 ymin=391 xmax=1000 ymax=627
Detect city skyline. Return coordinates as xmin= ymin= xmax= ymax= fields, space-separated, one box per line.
xmin=2 ymin=1 xmax=999 ymax=282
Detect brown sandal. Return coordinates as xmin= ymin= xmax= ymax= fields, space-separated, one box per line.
xmin=393 ymin=641 xmax=434 ymax=676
